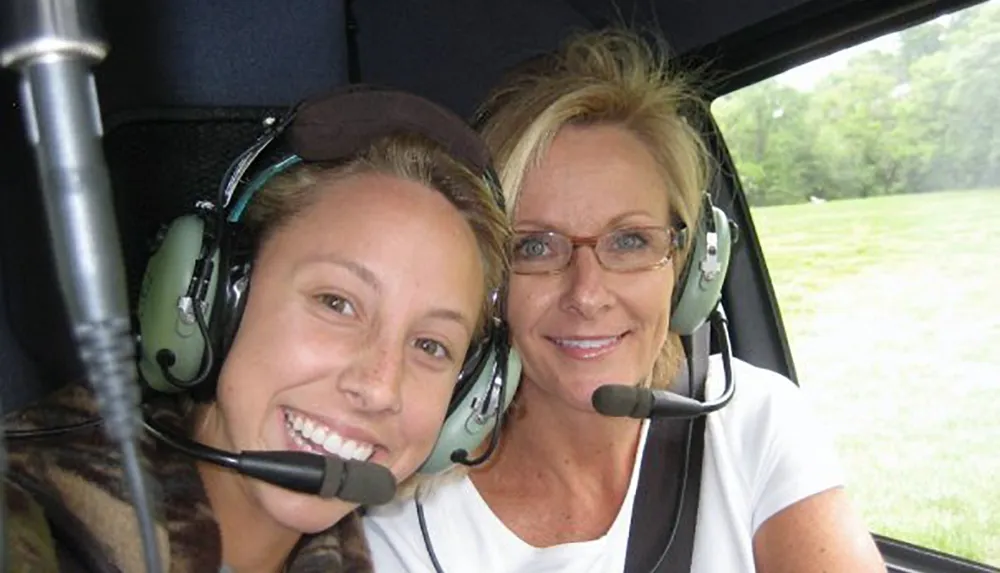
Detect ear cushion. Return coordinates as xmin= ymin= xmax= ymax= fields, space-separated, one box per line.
xmin=669 ymin=205 xmax=734 ymax=335
xmin=136 ymin=215 xmax=220 ymax=393
xmin=418 ymin=346 xmax=522 ymax=474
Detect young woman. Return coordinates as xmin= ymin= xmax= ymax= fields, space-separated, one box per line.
xmin=3 ymin=86 xmax=510 ymax=572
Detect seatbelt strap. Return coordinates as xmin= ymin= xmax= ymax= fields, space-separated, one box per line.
xmin=623 ymin=321 xmax=710 ymax=573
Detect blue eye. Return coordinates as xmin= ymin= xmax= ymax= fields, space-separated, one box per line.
xmin=317 ymin=294 xmax=357 ymax=317
xmin=611 ymin=230 xmax=651 ymax=251
xmin=513 ymin=235 xmax=552 ymax=259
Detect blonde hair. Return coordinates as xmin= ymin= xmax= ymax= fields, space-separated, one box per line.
xmin=478 ymin=28 xmax=712 ymax=390
xmin=244 ymin=133 xmax=510 ymax=335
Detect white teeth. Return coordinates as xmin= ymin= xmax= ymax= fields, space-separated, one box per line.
xmin=341 ymin=440 xmax=358 ymax=460
xmin=556 ymin=337 xmax=618 ymax=349
xmin=323 ymin=432 xmax=343 ymax=452
xmin=355 ymin=443 xmax=374 ymax=460
xmin=283 ymin=409 xmax=375 ymax=462
xmin=311 ymin=427 xmax=327 ymax=444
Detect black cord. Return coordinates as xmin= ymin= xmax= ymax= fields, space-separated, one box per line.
xmin=715 ymin=316 xmax=734 ymax=404
xmin=416 ymin=489 xmax=447 ymax=573
xmin=141 ymin=417 xmax=238 ymax=468
xmin=450 ymin=339 xmax=509 ymax=468
xmin=156 ymin=299 xmax=214 ymax=390
xmin=3 ymin=418 xmax=104 ymax=440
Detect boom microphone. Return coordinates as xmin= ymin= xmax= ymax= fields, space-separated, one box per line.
xmin=592 ymin=309 xmax=737 ymax=419
xmin=143 ymin=418 xmax=397 ymax=506
xmin=592 ymin=385 xmax=715 ymax=418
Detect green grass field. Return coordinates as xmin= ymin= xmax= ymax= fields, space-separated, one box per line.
xmin=751 ymin=189 xmax=1000 ymax=567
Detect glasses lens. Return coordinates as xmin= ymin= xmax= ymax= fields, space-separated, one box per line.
xmin=597 ymin=227 xmax=672 ymax=271
xmin=511 ymin=227 xmax=677 ymax=274
xmin=511 ymin=232 xmax=571 ymax=273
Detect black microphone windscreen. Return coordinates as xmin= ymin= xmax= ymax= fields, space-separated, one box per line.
xmin=236 ymin=450 xmax=396 ymax=506
xmin=324 ymin=457 xmax=397 ymax=506
xmin=633 ymin=389 xmax=653 ymax=418
xmin=592 ymin=385 xmax=644 ymax=418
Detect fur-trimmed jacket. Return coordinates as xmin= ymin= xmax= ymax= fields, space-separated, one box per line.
xmin=3 ymin=383 xmax=373 ymax=572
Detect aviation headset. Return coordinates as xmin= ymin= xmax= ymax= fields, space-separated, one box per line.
xmin=134 ymin=85 xmax=522 ymax=475
xmin=669 ymin=192 xmax=736 ymax=336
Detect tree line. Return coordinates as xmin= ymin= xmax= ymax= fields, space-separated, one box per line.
xmin=713 ymin=1 xmax=1000 ymax=207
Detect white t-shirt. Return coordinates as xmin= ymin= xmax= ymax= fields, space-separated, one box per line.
xmin=363 ymin=356 xmax=844 ymax=573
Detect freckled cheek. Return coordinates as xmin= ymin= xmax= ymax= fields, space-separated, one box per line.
xmin=399 ymin=383 xmax=454 ymax=455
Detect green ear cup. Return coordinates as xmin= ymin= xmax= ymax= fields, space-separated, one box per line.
xmin=137 ymin=215 xmax=220 ymax=393
xmin=669 ymin=205 xmax=734 ymax=336
xmin=418 ymin=348 xmax=522 ymax=474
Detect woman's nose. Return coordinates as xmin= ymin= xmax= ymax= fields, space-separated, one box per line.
xmin=337 ymin=344 xmax=404 ymax=414
xmin=560 ymin=247 xmax=615 ymax=318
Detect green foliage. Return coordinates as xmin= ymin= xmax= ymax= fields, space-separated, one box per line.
xmin=714 ymin=1 xmax=1000 ymax=206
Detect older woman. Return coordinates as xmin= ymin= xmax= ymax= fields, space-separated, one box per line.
xmin=363 ymin=30 xmax=885 ymax=573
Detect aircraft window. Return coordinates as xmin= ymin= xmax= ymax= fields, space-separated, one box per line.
xmin=713 ymin=0 xmax=1000 ymax=566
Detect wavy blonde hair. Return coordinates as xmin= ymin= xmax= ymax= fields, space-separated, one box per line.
xmin=478 ymin=28 xmax=712 ymax=390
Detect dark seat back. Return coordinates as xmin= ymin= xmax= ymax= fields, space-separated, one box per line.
xmin=0 ymin=0 xmax=349 ymax=413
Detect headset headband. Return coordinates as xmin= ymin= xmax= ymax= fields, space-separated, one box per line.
xmin=291 ymin=86 xmax=493 ymax=175
xmin=224 ymin=85 xmax=506 ymax=221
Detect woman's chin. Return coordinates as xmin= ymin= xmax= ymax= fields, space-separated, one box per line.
xmin=253 ymin=480 xmax=356 ymax=534
xmin=546 ymin=383 xmax=608 ymax=416
xmin=578 ymin=386 xmax=608 ymax=414
xmin=522 ymin=375 xmax=612 ymax=415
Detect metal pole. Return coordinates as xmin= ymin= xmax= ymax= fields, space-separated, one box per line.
xmin=1 ymin=1 xmax=162 ymax=571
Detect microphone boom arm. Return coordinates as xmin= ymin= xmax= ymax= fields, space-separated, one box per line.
xmin=591 ymin=309 xmax=736 ymax=419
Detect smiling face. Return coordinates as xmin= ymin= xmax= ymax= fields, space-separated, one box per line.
xmin=507 ymin=124 xmax=676 ymax=412
xmin=204 ymin=171 xmax=486 ymax=533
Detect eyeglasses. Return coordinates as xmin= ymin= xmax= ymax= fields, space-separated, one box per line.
xmin=511 ymin=226 xmax=688 ymax=274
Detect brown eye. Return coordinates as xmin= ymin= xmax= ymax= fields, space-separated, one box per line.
xmin=317 ymin=294 xmax=357 ymax=317
xmin=414 ymin=338 xmax=451 ymax=361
